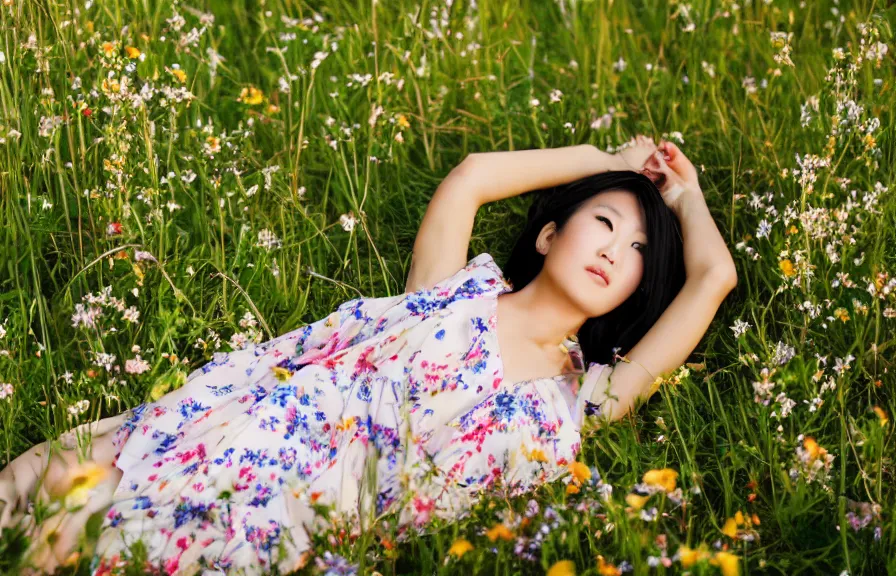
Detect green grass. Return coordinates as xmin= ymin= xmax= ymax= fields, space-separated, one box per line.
xmin=0 ymin=0 xmax=894 ymax=574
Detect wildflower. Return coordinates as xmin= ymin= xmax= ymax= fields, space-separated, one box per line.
xmin=124 ymin=46 xmax=141 ymax=59
xmin=547 ymin=560 xmax=576 ymax=576
xmin=339 ymin=211 xmax=358 ymax=232
xmin=625 ymin=493 xmax=649 ymax=510
xmin=677 ymin=544 xmax=712 ymax=568
xmin=642 ymin=468 xmax=678 ymax=493
xmin=596 ymin=555 xmax=621 ymax=576
xmin=485 ymin=523 xmax=514 ymax=542
xmin=125 ymin=355 xmax=151 ymax=375
xmin=0 ymin=382 xmax=12 ymax=400
xmin=730 ymin=319 xmax=751 ymax=338
xmin=779 ymin=259 xmax=795 ymax=277
xmin=56 ymin=462 xmax=107 ymax=509
xmin=238 ymin=85 xmax=264 ymax=105
xmin=256 ymin=229 xmax=282 ymax=251
xmin=102 ymin=41 xmax=115 ymax=57
xmin=396 ymin=114 xmax=410 ymax=128
xmin=448 ymin=538 xmax=473 ymax=558
xmin=549 ymin=89 xmax=563 ymax=103
xmin=568 ymin=461 xmax=591 ymax=484
xmin=710 ymin=551 xmax=741 ymax=576
xmin=170 ymin=68 xmax=187 ymax=83
xmin=872 ymin=406 xmax=888 ymax=426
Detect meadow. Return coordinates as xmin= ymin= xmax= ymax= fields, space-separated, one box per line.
xmin=0 ymin=0 xmax=894 ymax=574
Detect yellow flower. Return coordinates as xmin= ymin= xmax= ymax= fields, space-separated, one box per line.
xmin=786 ymin=225 xmax=799 ymax=235
xmin=711 ymin=551 xmax=741 ymax=576
xmin=568 ymin=461 xmax=591 ymax=484
xmin=396 ymin=114 xmax=410 ymax=129
xmin=57 ymin=462 xmax=107 ymax=508
xmin=642 ymin=468 xmax=678 ymax=493
xmin=677 ymin=544 xmax=711 ymax=568
xmin=271 ymin=366 xmax=294 ymax=381
xmin=873 ymin=406 xmax=888 ymax=426
xmin=238 ymin=86 xmax=265 ymax=105
xmin=124 ymin=46 xmax=141 ymax=59
xmin=721 ymin=517 xmax=739 ymax=538
xmin=102 ymin=41 xmax=115 ymax=57
xmin=566 ymin=483 xmax=580 ymax=495
xmin=803 ymin=436 xmax=827 ymax=461
xmin=547 ymin=560 xmax=576 ymax=576
xmin=447 ymin=538 xmax=473 ymax=558
xmin=779 ymin=259 xmax=795 ymax=277
xmin=833 ymin=307 xmax=849 ymax=322
xmin=485 ymin=523 xmax=514 ymax=542
xmin=625 ymin=493 xmax=649 ymax=510
xmin=170 ymin=68 xmax=187 ymax=83
xmin=525 ymin=446 xmax=548 ymax=463
xmin=596 ymin=555 xmax=621 ymax=576
xmin=336 ymin=416 xmax=355 ymax=431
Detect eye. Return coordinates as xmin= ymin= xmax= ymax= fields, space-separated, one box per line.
xmin=596 ymin=215 xmax=613 ymax=231
xmin=632 ymin=242 xmax=648 ymax=254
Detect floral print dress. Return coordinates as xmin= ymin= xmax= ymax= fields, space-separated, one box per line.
xmin=90 ymin=252 xmax=609 ymax=576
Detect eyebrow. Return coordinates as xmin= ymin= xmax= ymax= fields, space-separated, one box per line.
xmin=595 ymin=203 xmax=647 ymax=236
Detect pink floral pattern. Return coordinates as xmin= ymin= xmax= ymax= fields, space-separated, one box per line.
xmin=91 ymin=253 xmax=608 ymax=575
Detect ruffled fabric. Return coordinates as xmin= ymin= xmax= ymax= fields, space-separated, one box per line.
xmin=90 ymin=253 xmax=608 ymax=575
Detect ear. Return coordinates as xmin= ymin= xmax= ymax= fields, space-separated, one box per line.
xmin=535 ymin=221 xmax=557 ymax=255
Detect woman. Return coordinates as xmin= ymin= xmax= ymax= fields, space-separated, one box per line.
xmin=0 ymin=136 xmax=737 ymax=575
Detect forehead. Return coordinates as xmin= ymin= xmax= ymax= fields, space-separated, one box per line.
xmin=584 ymin=190 xmax=646 ymax=222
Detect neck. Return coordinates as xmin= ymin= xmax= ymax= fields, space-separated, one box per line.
xmin=501 ymin=274 xmax=587 ymax=352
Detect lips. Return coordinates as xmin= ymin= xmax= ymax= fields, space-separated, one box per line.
xmin=586 ymin=265 xmax=610 ymax=286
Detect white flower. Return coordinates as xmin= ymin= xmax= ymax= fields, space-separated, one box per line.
xmin=125 ymin=355 xmax=151 ymax=375
xmin=549 ymin=89 xmax=563 ymax=103
xmin=122 ymin=306 xmax=141 ymax=323
xmin=256 ymin=228 xmax=282 ymax=251
xmin=339 ymin=211 xmax=357 ymax=232
xmin=0 ymin=382 xmax=13 ymax=400
xmin=730 ymin=319 xmax=751 ymax=338
xmin=134 ymin=250 xmax=157 ymax=263
xmin=613 ymin=57 xmax=626 ymax=72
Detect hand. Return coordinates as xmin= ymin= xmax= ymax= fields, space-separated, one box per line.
xmin=639 ymin=140 xmax=703 ymax=214
xmin=613 ymin=134 xmax=658 ymax=172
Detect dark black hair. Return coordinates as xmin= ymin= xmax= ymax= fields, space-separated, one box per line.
xmin=503 ymin=170 xmax=686 ymax=366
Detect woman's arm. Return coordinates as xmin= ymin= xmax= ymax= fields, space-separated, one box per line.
xmin=589 ymin=143 xmax=738 ymax=422
xmin=406 ymin=144 xmax=632 ymax=293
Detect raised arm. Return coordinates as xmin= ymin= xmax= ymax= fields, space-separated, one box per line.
xmin=405 ymin=144 xmax=632 ymax=293
xmin=588 ymin=141 xmax=738 ymax=423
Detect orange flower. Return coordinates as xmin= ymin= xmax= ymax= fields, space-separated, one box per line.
xmin=124 ymin=46 xmax=141 ymax=59
xmin=596 ymin=555 xmax=621 ymax=576
xmin=396 ymin=114 xmax=411 ymax=129
xmin=102 ymin=41 xmax=115 ymax=56
xmin=803 ymin=436 xmax=827 ymax=461
xmin=568 ymin=461 xmax=591 ymax=484
xmin=873 ymin=406 xmax=888 ymax=426
xmin=485 ymin=523 xmax=514 ymax=542
xmin=566 ymin=484 xmax=580 ymax=495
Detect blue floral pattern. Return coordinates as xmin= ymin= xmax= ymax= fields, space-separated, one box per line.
xmin=90 ymin=253 xmax=609 ymax=576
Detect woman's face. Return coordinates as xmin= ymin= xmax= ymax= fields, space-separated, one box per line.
xmin=537 ymin=189 xmax=648 ymax=317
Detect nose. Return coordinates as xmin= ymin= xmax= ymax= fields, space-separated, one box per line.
xmin=600 ymin=247 xmax=616 ymax=266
